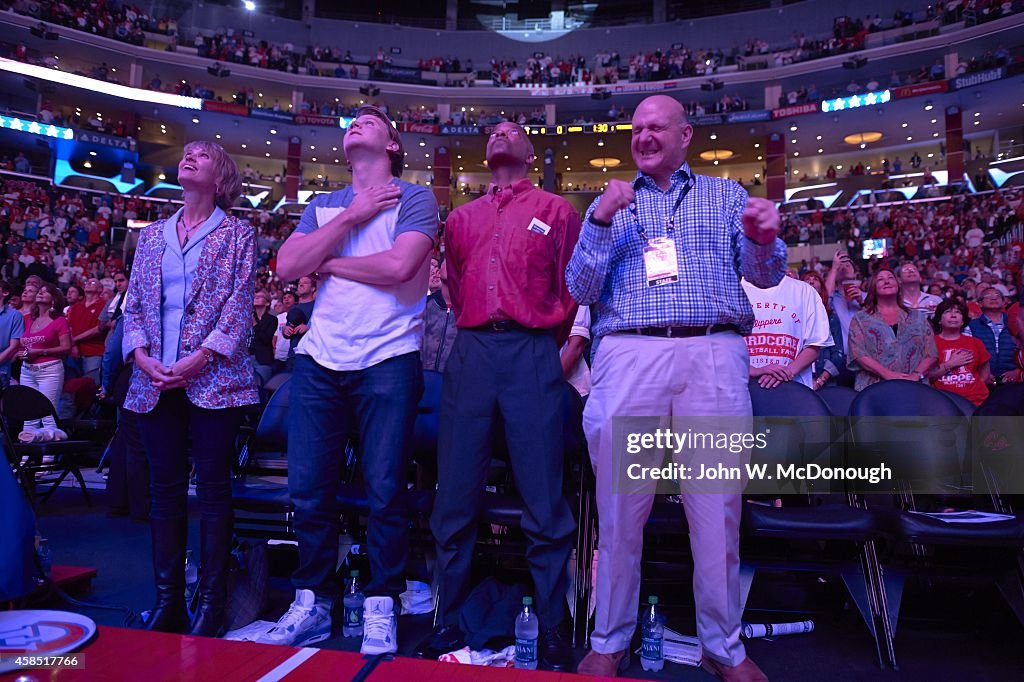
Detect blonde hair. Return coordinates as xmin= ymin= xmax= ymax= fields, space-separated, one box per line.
xmin=183 ymin=140 xmax=243 ymax=210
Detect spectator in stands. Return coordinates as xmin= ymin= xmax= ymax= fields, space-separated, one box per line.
xmin=250 ymin=290 xmax=276 ymax=384
xmin=825 ymin=251 xmax=863 ymax=350
xmin=420 ymin=257 xmax=457 ymax=373
xmin=899 ymin=262 xmax=942 ymax=315
xmin=64 ymin=284 xmax=83 ymax=312
xmin=802 ymin=271 xmax=848 ymax=389
xmin=964 ymin=222 xmax=986 ymax=248
xmin=16 ymin=281 xmax=37 ymax=317
xmin=423 ymin=121 xmax=579 ymax=669
xmin=271 ymin=290 xmax=297 ymax=373
xmin=567 ymin=94 xmax=779 ymax=681
xmin=0 ymin=283 xmax=24 ymax=390
xmin=929 ymin=298 xmax=990 ymax=406
xmin=847 ymin=269 xmax=938 ymax=390
xmin=282 ymin=275 xmax=316 ymax=367
xmin=98 ymin=270 xmax=129 ymax=398
xmin=67 ymin=277 xmax=107 ymax=384
xmin=744 ymin=271 xmax=833 ymax=389
xmin=17 ymin=283 xmax=71 ymax=439
xmin=968 ymin=287 xmax=1020 ymax=383
xmin=123 ymin=140 xmax=257 ymax=638
xmin=261 ymin=105 xmax=437 ymax=654
xmin=13 ymin=153 xmax=30 ymax=174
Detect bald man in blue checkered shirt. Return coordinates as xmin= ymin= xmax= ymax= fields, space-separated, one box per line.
xmin=567 ymin=95 xmax=784 ymax=681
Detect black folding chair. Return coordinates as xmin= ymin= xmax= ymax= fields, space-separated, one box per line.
xmin=1 ymin=385 xmax=95 ymax=506
xmin=850 ymin=381 xmax=1024 ymax=639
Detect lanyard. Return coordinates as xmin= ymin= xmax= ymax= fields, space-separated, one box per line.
xmin=629 ymin=176 xmax=693 ymax=243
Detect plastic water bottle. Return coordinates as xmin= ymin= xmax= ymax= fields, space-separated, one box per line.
xmin=514 ymin=596 xmax=539 ymax=670
xmin=37 ymin=538 xmax=53 ymax=577
xmin=640 ymin=595 xmax=665 ymax=672
xmin=342 ymin=570 xmax=365 ymax=637
xmin=184 ymin=550 xmax=199 ymax=609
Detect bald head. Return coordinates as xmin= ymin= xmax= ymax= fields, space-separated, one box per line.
xmin=635 ymin=95 xmax=688 ymax=126
xmin=631 ymin=95 xmax=693 ymax=188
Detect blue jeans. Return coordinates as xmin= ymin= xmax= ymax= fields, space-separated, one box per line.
xmin=289 ymin=351 xmax=422 ymax=602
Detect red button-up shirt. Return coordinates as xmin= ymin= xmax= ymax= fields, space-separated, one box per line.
xmin=445 ymin=178 xmax=581 ymax=343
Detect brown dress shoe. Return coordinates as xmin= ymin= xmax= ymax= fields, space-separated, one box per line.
xmin=576 ymin=649 xmax=630 ymax=677
xmin=701 ymin=655 xmax=769 ymax=682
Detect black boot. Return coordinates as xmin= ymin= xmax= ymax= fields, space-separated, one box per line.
xmin=145 ymin=517 xmax=189 ymax=633
xmin=188 ymin=515 xmax=233 ymax=637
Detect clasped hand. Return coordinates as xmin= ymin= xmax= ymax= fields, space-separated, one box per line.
xmin=137 ymin=351 xmax=207 ymax=391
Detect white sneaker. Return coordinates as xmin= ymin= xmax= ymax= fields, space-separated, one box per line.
xmin=255 ymin=589 xmax=332 ymax=646
xmin=360 ymin=596 xmax=397 ymax=655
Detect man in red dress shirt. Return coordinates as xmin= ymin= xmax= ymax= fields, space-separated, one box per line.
xmin=421 ymin=122 xmax=581 ymax=669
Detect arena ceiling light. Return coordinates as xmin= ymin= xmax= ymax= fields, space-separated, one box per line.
xmin=588 ymin=157 xmax=621 ymax=168
xmin=843 ymin=132 xmax=883 ymax=146
xmin=0 ymin=58 xmax=202 ymax=110
xmin=243 ymin=1 xmax=256 ymax=10
xmin=820 ymin=90 xmax=891 ymax=113
xmin=699 ymin=149 xmax=735 ymax=164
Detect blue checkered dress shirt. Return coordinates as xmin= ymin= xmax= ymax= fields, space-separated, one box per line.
xmin=566 ymin=163 xmax=787 ymax=337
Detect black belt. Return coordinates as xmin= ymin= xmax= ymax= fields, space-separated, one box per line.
xmin=466 ymin=320 xmax=549 ymax=333
xmin=621 ymin=324 xmax=740 ymax=338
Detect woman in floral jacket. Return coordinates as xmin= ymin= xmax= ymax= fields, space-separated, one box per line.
xmin=123 ymin=141 xmax=258 ymax=637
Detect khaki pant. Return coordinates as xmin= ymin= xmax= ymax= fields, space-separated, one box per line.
xmin=584 ymin=331 xmax=750 ymax=667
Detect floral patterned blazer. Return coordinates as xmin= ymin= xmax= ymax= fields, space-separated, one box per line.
xmin=122 ymin=213 xmax=260 ymax=413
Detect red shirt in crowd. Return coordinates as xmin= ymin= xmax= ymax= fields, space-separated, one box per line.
xmin=444 ymin=178 xmax=581 ymax=344
xmin=67 ymin=298 xmax=107 ymax=357
xmin=932 ymin=334 xmax=991 ymax=406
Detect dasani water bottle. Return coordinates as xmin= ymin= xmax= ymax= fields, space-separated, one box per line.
xmin=514 ymin=596 xmax=539 ymax=669
xmin=342 ymin=570 xmax=366 ymax=637
xmin=640 ymin=595 xmax=664 ymax=671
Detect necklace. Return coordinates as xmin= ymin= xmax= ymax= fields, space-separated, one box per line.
xmin=179 ymin=211 xmax=211 ymax=246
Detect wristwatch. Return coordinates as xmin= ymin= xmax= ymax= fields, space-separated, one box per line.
xmin=199 ymin=347 xmax=215 ymax=364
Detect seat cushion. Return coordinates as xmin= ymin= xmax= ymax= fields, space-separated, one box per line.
xmin=743 ymin=503 xmax=877 ymax=541
xmin=232 ymin=480 xmax=292 ymax=513
xmin=481 ymin=493 xmax=524 ymax=526
xmin=879 ymin=509 xmax=1024 ymax=546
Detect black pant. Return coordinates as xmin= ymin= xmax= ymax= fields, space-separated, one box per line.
xmin=105 ymin=408 xmax=150 ymax=519
xmin=431 ymin=329 xmax=576 ymax=627
xmin=136 ymin=389 xmax=244 ymax=521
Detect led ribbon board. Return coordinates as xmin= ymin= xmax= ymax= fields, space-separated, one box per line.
xmin=0 ymin=115 xmax=73 ymax=140
xmin=821 ymin=90 xmax=891 ymax=113
xmin=0 ymin=58 xmax=203 ymax=110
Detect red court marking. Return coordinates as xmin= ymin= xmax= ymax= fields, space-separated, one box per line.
xmin=276 ymin=648 xmax=366 ymax=680
xmin=0 ymin=626 xmax=300 ymax=682
xmin=49 ymin=566 xmax=98 ymax=587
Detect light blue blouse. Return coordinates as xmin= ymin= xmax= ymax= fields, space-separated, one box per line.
xmin=160 ymin=206 xmax=226 ymax=367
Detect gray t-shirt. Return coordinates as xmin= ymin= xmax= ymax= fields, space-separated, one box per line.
xmin=293 ymin=180 xmax=438 ymax=371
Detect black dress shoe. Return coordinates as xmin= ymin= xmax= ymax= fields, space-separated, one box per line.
xmin=415 ymin=624 xmax=466 ymax=659
xmin=539 ymin=625 xmax=571 ymax=671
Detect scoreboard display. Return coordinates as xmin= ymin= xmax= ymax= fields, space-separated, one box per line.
xmin=522 ymin=122 xmax=633 ymax=136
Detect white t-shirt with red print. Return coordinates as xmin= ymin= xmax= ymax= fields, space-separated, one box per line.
xmin=742 ymin=276 xmax=833 ymax=388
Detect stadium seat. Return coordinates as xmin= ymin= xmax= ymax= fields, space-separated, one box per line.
xmin=849 ymin=381 xmax=1024 ymax=634
xmin=741 ymin=379 xmax=895 ymax=668
xmin=1 ymin=385 xmax=96 ymax=506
